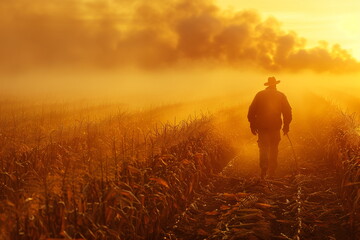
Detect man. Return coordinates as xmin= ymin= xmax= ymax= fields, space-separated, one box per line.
xmin=247 ymin=77 xmax=292 ymax=179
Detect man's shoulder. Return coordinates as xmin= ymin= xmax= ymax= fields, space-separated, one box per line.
xmin=258 ymin=89 xmax=288 ymax=99
xmin=257 ymin=89 xmax=283 ymax=95
xmin=276 ymin=90 xmax=286 ymax=97
xmin=256 ymin=89 xmax=267 ymax=95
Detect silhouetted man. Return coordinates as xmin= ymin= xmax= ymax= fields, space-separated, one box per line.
xmin=248 ymin=77 xmax=292 ymax=179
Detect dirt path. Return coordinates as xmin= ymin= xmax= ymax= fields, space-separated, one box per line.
xmin=166 ymin=157 xmax=353 ymax=240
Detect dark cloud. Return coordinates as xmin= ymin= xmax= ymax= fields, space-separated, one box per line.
xmin=0 ymin=0 xmax=359 ymax=73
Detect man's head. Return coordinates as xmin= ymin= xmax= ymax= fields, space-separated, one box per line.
xmin=264 ymin=76 xmax=280 ymax=86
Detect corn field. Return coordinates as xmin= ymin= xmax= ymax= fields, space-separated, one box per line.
xmin=0 ymin=95 xmax=359 ymax=240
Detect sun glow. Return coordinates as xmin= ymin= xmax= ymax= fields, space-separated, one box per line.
xmin=217 ymin=0 xmax=360 ymax=60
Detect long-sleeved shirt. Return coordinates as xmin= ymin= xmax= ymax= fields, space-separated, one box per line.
xmin=248 ymin=87 xmax=292 ymax=130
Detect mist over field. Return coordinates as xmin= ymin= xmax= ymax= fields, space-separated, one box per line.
xmin=1 ymin=69 xmax=360 ymax=115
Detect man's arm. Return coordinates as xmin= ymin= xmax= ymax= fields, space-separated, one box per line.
xmin=282 ymin=95 xmax=292 ymax=134
xmin=248 ymin=94 xmax=258 ymax=135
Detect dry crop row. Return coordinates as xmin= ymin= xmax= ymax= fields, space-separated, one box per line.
xmin=0 ymin=103 xmax=234 ymax=240
xmin=300 ymin=95 xmax=360 ymax=238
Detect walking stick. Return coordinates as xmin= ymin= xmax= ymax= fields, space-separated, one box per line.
xmin=285 ymin=134 xmax=303 ymax=240
xmin=285 ymin=133 xmax=299 ymax=174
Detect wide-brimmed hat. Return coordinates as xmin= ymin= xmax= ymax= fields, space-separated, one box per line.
xmin=264 ymin=76 xmax=280 ymax=86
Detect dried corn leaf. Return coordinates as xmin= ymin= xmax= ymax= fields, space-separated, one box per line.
xmin=343 ymin=182 xmax=360 ymax=187
xmin=197 ymin=228 xmax=209 ymax=236
xmin=205 ymin=217 xmax=218 ymax=225
xmin=205 ymin=210 xmax=220 ymax=216
xmin=120 ymin=190 xmax=141 ymax=204
xmin=220 ymin=205 xmax=231 ymax=210
xmin=182 ymin=159 xmax=192 ymax=165
xmin=276 ymin=219 xmax=294 ymax=224
xmin=127 ymin=165 xmax=141 ymax=174
xmin=149 ymin=177 xmax=170 ymax=188
xmin=255 ymin=203 xmax=274 ymax=208
xmin=237 ymin=208 xmax=262 ymax=213
xmin=221 ymin=192 xmax=250 ymax=200
xmin=237 ymin=213 xmax=264 ymax=221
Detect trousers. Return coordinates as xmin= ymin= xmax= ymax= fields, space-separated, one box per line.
xmin=257 ymin=129 xmax=281 ymax=176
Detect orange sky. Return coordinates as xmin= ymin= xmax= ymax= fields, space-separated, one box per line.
xmin=0 ymin=0 xmax=359 ymax=74
xmin=218 ymin=0 xmax=360 ymax=59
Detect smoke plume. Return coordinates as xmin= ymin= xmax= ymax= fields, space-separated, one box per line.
xmin=0 ymin=0 xmax=359 ymax=73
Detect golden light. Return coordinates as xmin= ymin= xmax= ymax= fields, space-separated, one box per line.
xmin=217 ymin=0 xmax=360 ymax=59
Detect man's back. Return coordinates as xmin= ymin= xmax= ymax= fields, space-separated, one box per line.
xmin=248 ymin=87 xmax=292 ymax=130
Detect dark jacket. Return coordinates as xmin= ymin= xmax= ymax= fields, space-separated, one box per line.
xmin=248 ymin=87 xmax=292 ymax=130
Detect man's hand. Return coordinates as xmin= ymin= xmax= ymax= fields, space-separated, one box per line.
xmin=251 ymin=127 xmax=258 ymax=135
xmin=283 ymin=124 xmax=289 ymax=135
